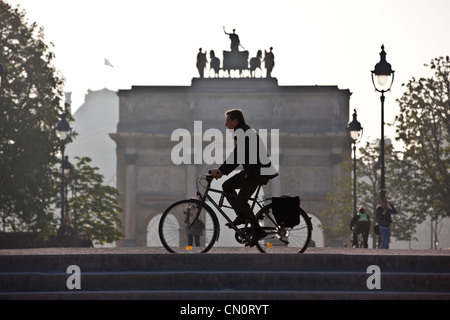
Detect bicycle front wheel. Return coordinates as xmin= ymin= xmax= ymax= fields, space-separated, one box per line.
xmin=254 ymin=203 xmax=312 ymax=253
xmin=159 ymin=199 xmax=219 ymax=253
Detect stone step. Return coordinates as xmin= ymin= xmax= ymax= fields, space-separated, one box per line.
xmin=0 ymin=271 xmax=449 ymax=293
xmin=2 ymin=290 xmax=449 ymax=300
xmin=1 ymin=249 xmax=449 ymax=300
xmin=1 ymin=252 xmax=449 ymax=273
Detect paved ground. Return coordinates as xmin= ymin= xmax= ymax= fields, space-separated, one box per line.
xmin=1 ymin=246 xmax=449 ymax=256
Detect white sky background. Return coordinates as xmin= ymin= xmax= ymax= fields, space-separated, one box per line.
xmin=6 ymin=0 xmax=450 ymax=148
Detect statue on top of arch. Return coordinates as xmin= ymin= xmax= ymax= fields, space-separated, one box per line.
xmin=196 ymin=27 xmax=275 ymax=78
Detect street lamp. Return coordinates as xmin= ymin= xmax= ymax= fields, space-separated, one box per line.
xmin=371 ymin=45 xmax=394 ymax=200
xmin=56 ymin=113 xmax=72 ymax=226
xmin=346 ymin=109 xmax=363 ymax=217
xmin=0 ymin=63 xmax=6 ymax=88
xmin=62 ymin=155 xmax=72 ymax=222
xmin=62 ymin=155 xmax=72 ymax=176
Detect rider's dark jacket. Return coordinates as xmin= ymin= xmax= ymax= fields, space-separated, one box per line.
xmin=219 ymin=122 xmax=278 ymax=179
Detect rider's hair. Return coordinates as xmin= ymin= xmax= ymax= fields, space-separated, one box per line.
xmin=225 ymin=108 xmax=245 ymax=125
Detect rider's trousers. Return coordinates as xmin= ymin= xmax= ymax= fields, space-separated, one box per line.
xmin=222 ymin=170 xmax=268 ymax=230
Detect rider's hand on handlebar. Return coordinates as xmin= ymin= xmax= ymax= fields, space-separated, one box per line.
xmin=211 ymin=169 xmax=223 ymax=180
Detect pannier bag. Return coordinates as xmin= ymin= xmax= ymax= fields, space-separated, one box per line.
xmin=272 ymin=196 xmax=300 ymax=228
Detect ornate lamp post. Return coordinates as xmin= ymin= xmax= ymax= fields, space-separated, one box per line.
xmin=62 ymin=155 xmax=72 ymax=220
xmin=0 ymin=63 xmax=6 ymax=88
xmin=346 ymin=109 xmax=363 ymax=216
xmin=56 ymin=112 xmax=72 ymax=226
xmin=62 ymin=156 xmax=72 ymax=176
xmin=371 ymin=45 xmax=394 ymax=200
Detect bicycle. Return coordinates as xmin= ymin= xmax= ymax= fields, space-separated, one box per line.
xmin=351 ymin=228 xmax=369 ymax=248
xmin=350 ymin=232 xmax=364 ymax=248
xmin=158 ymin=171 xmax=313 ymax=253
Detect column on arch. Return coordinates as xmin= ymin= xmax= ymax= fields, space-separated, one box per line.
xmin=123 ymin=152 xmax=137 ymax=245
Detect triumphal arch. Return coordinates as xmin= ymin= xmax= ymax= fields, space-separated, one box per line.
xmin=110 ymin=33 xmax=351 ymax=246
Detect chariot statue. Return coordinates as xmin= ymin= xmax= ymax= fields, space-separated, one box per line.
xmin=197 ymin=28 xmax=275 ymax=78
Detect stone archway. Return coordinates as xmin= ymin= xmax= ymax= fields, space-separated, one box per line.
xmin=111 ymin=78 xmax=351 ymax=246
xmin=146 ymin=213 xmax=162 ymax=247
xmin=307 ymin=213 xmax=325 ymax=247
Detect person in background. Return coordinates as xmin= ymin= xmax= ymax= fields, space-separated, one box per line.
xmin=57 ymin=218 xmax=74 ymax=247
xmin=376 ymin=198 xmax=397 ymax=249
xmin=184 ymin=201 xmax=204 ymax=247
xmin=350 ymin=207 xmax=370 ymax=248
xmin=81 ymin=234 xmax=94 ymax=248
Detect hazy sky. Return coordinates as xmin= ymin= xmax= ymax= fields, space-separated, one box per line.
xmin=5 ymin=0 xmax=450 ymax=147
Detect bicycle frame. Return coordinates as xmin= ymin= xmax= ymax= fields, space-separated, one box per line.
xmin=190 ymin=174 xmax=267 ymax=240
xmin=160 ymin=172 xmax=313 ymax=253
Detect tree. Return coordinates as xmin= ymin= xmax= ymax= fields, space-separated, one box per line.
xmin=321 ymin=57 xmax=450 ymax=248
xmin=394 ymin=56 xmax=450 ymax=247
xmin=358 ymin=140 xmax=417 ymax=243
xmin=320 ymin=140 xmax=417 ymax=246
xmin=0 ymin=1 xmax=65 ymax=232
xmin=0 ymin=3 xmax=124 ymax=245
xmin=66 ymin=157 xmax=123 ymax=245
xmin=319 ymin=159 xmax=352 ymax=245
xmin=395 ymin=58 xmax=450 ymax=216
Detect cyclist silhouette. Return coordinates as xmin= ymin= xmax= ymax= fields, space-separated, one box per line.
xmin=212 ymin=109 xmax=277 ymax=247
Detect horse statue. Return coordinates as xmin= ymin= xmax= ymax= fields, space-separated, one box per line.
xmin=209 ymin=50 xmax=220 ymax=78
xmin=249 ymin=50 xmax=262 ymax=78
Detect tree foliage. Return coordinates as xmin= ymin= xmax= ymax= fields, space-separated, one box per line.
xmin=319 ymin=158 xmax=352 ymax=243
xmin=395 ymin=56 xmax=450 ymax=222
xmin=322 ymin=56 xmax=449 ymax=247
xmin=321 ymin=141 xmax=418 ymax=245
xmin=0 ymin=1 xmax=65 ymax=231
xmin=66 ymin=157 xmax=123 ymax=245
xmin=0 ymin=3 xmax=124 ymax=245
xmin=359 ymin=141 xmax=417 ymax=242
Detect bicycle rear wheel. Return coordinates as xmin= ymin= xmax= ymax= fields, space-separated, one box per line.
xmin=254 ymin=203 xmax=312 ymax=253
xmin=159 ymin=199 xmax=219 ymax=253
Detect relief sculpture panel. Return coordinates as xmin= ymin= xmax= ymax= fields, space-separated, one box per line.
xmin=137 ymin=166 xmax=185 ymax=193
xmin=135 ymin=94 xmax=188 ymax=120
xmin=283 ymin=167 xmax=331 ymax=194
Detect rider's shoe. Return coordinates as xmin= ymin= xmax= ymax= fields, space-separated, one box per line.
xmin=245 ymin=228 xmax=267 ymax=247
xmin=225 ymin=217 xmax=247 ymax=229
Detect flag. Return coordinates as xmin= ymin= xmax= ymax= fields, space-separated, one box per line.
xmin=104 ymin=58 xmax=114 ymax=68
